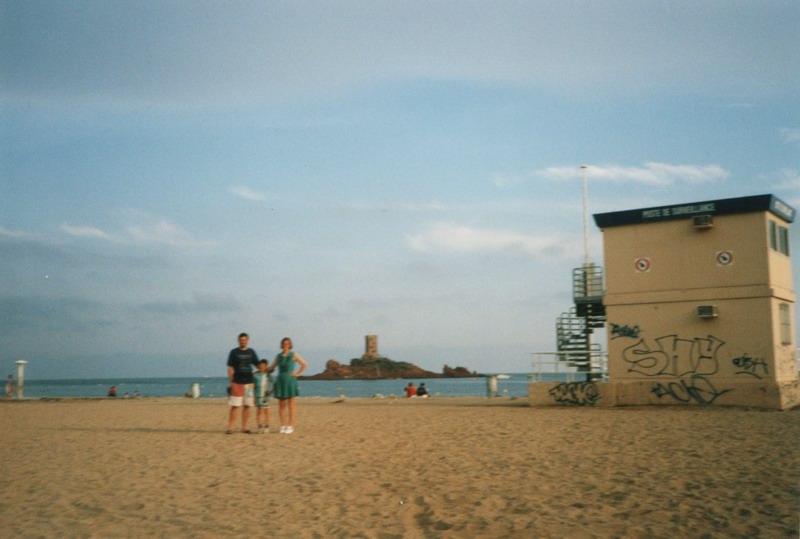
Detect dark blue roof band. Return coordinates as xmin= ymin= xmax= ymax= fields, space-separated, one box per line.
xmin=593 ymin=194 xmax=795 ymax=228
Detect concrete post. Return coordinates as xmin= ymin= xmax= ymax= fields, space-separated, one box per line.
xmin=15 ymin=360 xmax=27 ymax=400
xmin=486 ymin=375 xmax=498 ymax=398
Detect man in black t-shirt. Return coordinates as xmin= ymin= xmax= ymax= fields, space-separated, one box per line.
xmin=226 ymin=332 xmax=259 ymax=434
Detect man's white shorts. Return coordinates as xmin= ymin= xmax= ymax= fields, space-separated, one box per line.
xmin=229 ymin=383 xmax=255 ymax=407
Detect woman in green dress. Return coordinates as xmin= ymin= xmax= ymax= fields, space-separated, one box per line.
xmin=269 ymin=337 xmax=308 ymax=434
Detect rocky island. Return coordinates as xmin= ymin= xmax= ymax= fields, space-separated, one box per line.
xmin=300 ymin=335 xmax=478 ymax=381
xmin=301 ymin=357 xmax=476 ymax=380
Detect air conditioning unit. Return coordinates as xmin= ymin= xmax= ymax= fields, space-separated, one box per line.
xmin=697 ymin=305 xmax=719 ymax=318
xmin=693 ymin=215 xmax=714 ymax=229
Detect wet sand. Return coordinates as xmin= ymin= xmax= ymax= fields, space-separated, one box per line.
xmin=1 ymin=397 xmax=798 ymax=537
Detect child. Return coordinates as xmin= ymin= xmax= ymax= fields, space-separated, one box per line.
xmin=253 ymin=359 xmax=274 ymax=433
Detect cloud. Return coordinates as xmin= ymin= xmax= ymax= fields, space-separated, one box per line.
xmin=229 ymin=185 xmax=267 ymax=201
xmin=138 ymin=293 xmax=241 ymax=315
xmin=492 ymin=173 xmax=527 ymax=189
xmin=59 ymin=212 xmax=210 ymax=247
xmin=407 ymin=223 xmax=562 ymax=256
xmin=771 ymin=169 xmax=800 ymax=190
xmin=0 ymin=226 xmax=38 ymax=239
xmin=0 ymin=237 xmax=75 ymax=272
xmin=537 ymin=163 xmax=730 ymax=186
xmin=119 ymin=210 xmax=213 ymax=247
xmin=126 ymin=218 xmax=203 ymax=246
xmin=0 ymin=294 xmax=104 ymax=334
xmin=3 ymin=2 xmax=797 ymax=108
xmin=331 ymin=200 xmax=453 ymax=214
xmin=61 ymin=223 xmax=113 ymax=240
xmin=780 ymin=128 xmax=800 ymax=146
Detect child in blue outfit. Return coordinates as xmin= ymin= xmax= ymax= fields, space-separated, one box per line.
xmin=253 ymin=360 xmax=274 ymax=433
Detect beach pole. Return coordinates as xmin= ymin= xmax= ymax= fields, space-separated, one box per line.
xmin=581 ymin=165 xmax=590 ymax=267
xmin=15 ymin=360 xmax=27 ymax=399
xmin=580 ymin=165 xmax=595 ymax=380
xmin=486 ymin=375 xmax=498 ymax=398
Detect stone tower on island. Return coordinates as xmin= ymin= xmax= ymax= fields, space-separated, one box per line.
xmin=362 ymin=335 xmax=380 ymax=360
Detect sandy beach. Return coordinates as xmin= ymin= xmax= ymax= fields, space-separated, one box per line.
xmin=1 ymin=397 xmax=798 ymax=538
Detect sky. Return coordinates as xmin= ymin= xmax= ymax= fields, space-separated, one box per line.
xmin=2 ymin=0 xmax=799 ymax=379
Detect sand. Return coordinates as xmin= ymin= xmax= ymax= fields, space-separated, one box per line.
xmin=1 ymin=397 xmax=798 ymax=538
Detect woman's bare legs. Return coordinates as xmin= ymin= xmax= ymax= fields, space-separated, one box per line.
xmin=279 ymin=398 xmax=288 ymax=429
xmin=288 ymin=397 xmax=296 ymax=428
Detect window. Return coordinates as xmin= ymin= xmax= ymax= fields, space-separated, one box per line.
xmin=779 ymin=226 xmax=790 ymax=256
xmin=770 ymin=221 xmax=778 ymax=250
xmin=770 ymin=221 xmax=790 ymax=256
xmin=779 ymin=303 xmax=792 ymax=346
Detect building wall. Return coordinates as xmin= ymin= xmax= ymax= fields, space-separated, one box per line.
xmin=598 ymin=209 xmax=797 ymax=408
xmin=607 ymin=297 xmax=774 ymax=382
xmin=529 ymin=196 xmax=799 ymax=409
xmin=604 ymin=213 xmax=771 ymax=295
xmin=528 ymin=378 xmax=800 ymax=409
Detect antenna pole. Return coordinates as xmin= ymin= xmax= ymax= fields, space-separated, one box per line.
xmin=581 ymin=165 xmax=589 ymax=267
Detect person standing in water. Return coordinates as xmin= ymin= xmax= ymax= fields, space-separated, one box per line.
xmin=269 ymin=337 xmax=307 ymax=434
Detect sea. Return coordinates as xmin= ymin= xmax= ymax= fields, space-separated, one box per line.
xmin=18 ymin=373 xmax=584 ymax=399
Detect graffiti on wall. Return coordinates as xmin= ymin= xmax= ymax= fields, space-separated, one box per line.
xmin=606 ymin=322 xmax=783 ymax=405
xmin=610 ymin=325 xmax=767 ymax=405
xmin=548 ymin=381 xmax=600 ymax=406
xmin=650 ymin=375 xmax=731 ymax=405
xmin=610 ymin=323 xmax=640 ymax=339
xmin=621 ymin=334 xmax=725 ymax=377
xmin=732 ymin=354 xmax=769 ymax=379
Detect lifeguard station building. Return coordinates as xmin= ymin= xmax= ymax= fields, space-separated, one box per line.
xmin=529 ymin=194 xmax=800 ymax=409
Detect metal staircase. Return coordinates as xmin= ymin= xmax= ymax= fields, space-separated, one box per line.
xmin=555 ymin=264 xmax=606 ymax=377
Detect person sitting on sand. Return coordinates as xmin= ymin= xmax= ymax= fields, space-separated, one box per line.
xmin=405 ymin=382 xmax=417 ymax=398
xmin=107 ymin=386 xmax=117 ymax=397
xmin=416 ymin=383 xmax=429 ymax=398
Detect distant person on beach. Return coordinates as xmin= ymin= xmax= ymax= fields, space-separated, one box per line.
xmin=405 ymin=383 xmax=417 ymax=398
xmin=254 ymin=359 xmax=274 ymax=433
xmin=226 ymin=332 xmax=260 ymax=434
xmin=5 ymin=375 xmax=14 ymax=398
xmin=107 ymin=386 xmax=117 ymax=397
xmin=270 ymin=337 xmax=307 ymax=434
xmin=416 ymin=383 xmax=429 ymax=398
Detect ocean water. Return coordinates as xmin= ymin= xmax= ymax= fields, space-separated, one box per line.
xmin=17 ymin=373 xmax=584 ymax=399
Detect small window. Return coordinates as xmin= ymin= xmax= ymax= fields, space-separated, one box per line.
xmin=779 ymin=303 xmax=792 ymax=345
xmin=769 ymin=221 xmax=790 ymax=256
xmin=779 ymin=226 xmax=790 ymax=256
xmin=770 ymin=221 xmax=778 ymax=250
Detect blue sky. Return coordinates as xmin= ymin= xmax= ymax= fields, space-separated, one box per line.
xmin=2 ymin=1 xmax=799 ymax=379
